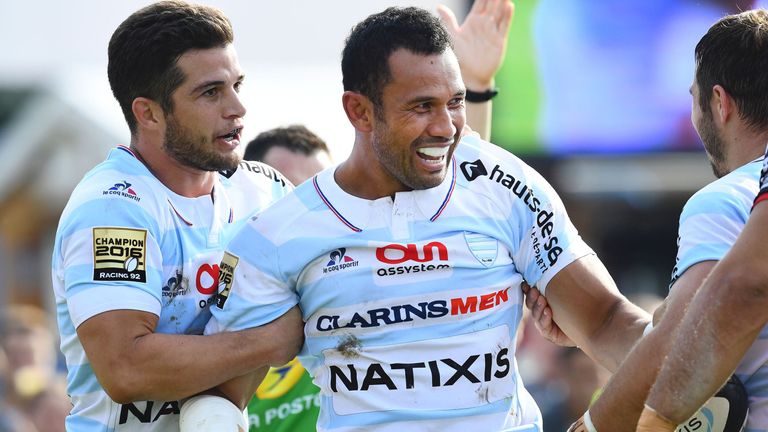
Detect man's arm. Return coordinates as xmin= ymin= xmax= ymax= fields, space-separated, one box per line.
xmin=77 ymin=305 xmax=303 ymax=403
xmin=543 ymin=254 xmax=650 ymax=372
xmin=580 ymin=261 xmax=714 ymax=431
xmin=438 ymin=0 xmax=513 ymax=140
xmin=640 ymin=202 xmax=768 ymax=429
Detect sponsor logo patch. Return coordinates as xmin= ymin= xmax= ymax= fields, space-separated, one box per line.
xmin=460 ymin=159 xmax=488 ymax=181
xmin=239 ymin=161 xmax=289 ymax=188
xmin=461 ymin=158 xmax=563 ymax=269
xmin=256 ymin=358 xmax=306 ymax=399
xmin=93 ymin=228 xmax=147 ymax=282
xmin=161 ymin=270 xmax=189 ymax=299
xmin=374 ymin=242 xmax=451 ymax=279
xmin=314 ymin=287 xmax=511 ymax=332
xmin=104 ymin=181 xmax=141 ymax=202
xmin=464 ymin=233 xmax=498 ymax=267
xmin=119 ymin=400 xmax=179 ymax=424
xmin=322 ymin=326 xmax=515 ymax=415
xmin=323 ymin=248 xmax=359 ymax=274
xmin=215 ymin=252 xmax=239 ymax=308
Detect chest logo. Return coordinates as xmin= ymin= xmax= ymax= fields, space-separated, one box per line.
xmin=323 ymin=248 xmax=359 ymax=274
xmin=464 ymin=232 xmax=498 ymax=267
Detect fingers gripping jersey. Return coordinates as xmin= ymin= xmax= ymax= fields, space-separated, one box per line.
xmin=52 ymin=146 xmax=292 ymax=432
xmin=208 ymin=136 xmax=594 ymax=432
xmin=671 ymin=158 xmax=768 ymax=431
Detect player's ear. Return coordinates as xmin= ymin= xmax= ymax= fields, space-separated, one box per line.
xmin=342 ymin=91 xmax=374 ymax=133
xmin=711 ymin=84 xmax=733 ymax=124
xmin=132 ymin=97 xmax=165 ymax=132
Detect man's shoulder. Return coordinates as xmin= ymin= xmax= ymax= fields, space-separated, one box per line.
xmin=684 ymin=161 xmax=761 ymax=217
xmin=59 ymin=159 xmax=168 ymax=233
xmin=453 ymin=136 xmax=551 ymax=200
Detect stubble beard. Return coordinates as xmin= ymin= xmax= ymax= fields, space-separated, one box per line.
xmin=163 ymin=115 xmax=240 ymax=172
xmin=698 ymin=111 xmax=728 ymax=178
xmin=371 ymin=121 xmax=448 ymax=191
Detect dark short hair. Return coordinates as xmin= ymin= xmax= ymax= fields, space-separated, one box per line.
xmin=108 ymin=0 xmax=234 ymax=134
xmin=341 ymin=7 xmax=453 ymax=108
xmin=695 ymin=9 xmax=768 ymax=130
xmin=243 ymin=125 xmax=329 ymax=162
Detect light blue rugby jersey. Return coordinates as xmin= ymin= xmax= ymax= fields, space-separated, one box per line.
xmin=52 ymin=145 xmax=292 ymax=432
xmin=208 ymin=136 xmax=594 ymax=432
xmin=670 ymin=158 xmax=767 ymax=432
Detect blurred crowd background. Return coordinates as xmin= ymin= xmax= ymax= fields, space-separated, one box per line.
xmin=0 ymin=0 xmax=763 ymax=430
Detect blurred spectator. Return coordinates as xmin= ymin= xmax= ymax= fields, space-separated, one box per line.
xmin=244 ymin=125 xmax=332 ymax=186
xmin=0 ymin=304 xmax=68 ymax=432
xmin=539 ymin=347 xmax=610 ymax=431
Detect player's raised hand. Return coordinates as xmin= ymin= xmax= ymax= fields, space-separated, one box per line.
xmin=521 ymin=283 xmax=576 ymax=347
xmin=436 ymin=0 xmax=514 ymax=90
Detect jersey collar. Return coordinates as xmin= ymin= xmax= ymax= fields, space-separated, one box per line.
xmin=312 ymin=157 xmax=456 ymax=232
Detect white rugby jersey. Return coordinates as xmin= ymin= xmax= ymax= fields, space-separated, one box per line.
xmin=208 ymin=136 xmax=594 ymax=432
xmin=52 ymin=145 xmax=292 ymax=432
xmin=671 ymin=158 xmax=768 ymax=431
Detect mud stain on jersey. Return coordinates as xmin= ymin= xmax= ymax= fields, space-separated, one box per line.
xmin=337 ymin=334 xmax=362 ymax=359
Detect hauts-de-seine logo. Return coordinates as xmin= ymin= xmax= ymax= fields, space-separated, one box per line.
xmin=460 ymin=159 xmax=488 ymax=181
xmin=104 ymin=181 xmax=141 ymax=202
xmin=323 ymin=248 xmax=359 ymax=274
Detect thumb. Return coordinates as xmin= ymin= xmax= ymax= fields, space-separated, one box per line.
xmin=436 ymin=4 xmax=460 ymax=34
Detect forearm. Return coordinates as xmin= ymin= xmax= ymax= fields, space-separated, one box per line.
xmin=581 ymin=299 xmax=649 ymax=372
xmin=214 ymin=366 xmax=269 ymax=409
xmin=589 ymin=326 xmax=668 ymax=431
xmin=464 ymin=75 xmax=494 ymax=141
xmin=647 ymin=267 xmax=767 ymax=422
xmin=466 ymin=100 xmax=492 ymax=140
xmin=121 ymin=330 xmax=281 ymax=402
xmin=82 ymin=306 xmax=303 ymax=403
xmin=545 ymin=255 xmax=649 ymax=371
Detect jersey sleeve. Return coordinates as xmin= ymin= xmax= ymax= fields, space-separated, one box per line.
xmin=457 ymin=136 xmax=594 ymax=294
xmin=205 ymin=218 xmax=299 ymax=334
xmin=55 ymin=193 xmax=164 ymax=329
xmin=507 ymin=165 xmax=593 ymax=294
xmin=671 ymin=184 xmax=749 ymax=288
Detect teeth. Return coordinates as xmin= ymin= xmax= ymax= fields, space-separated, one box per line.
xmin=222 ymin=128 xmax=240 ymax=141
xmin=417 ymin=147 xmax=449 ymax=158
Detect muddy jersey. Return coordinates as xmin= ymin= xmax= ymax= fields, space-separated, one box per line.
xmin=208 ymin=136 xmax=594 ymax=432
xmin=52 ymin=145 xmax=291 ymax=432
xmin=672 ymin=158 xmax=768 ymax=431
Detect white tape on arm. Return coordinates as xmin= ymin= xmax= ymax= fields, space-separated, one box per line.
xmin=642 ymin=321 xmax=653 ymax=337
xmin=583 ymin=409 xmax=598 ymax=432
xmin=179 ymin=395 xmax=248 ymax=432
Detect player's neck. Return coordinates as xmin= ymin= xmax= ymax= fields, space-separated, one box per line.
xmin=725 ymin=129 xmax=768 ymax=172
xmin=336 ymin=146 xmax=408 ymax=201
xmin=130 ymin=141 xmax=216 ymax=198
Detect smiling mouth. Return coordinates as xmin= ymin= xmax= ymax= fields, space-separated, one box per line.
xmin=416 ymin=146 xmax=450 ymax=164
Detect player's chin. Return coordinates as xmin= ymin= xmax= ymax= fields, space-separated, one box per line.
xmin=411 ymin=171 xmax=447 ymax=190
